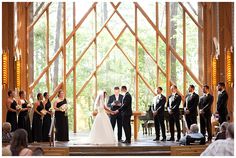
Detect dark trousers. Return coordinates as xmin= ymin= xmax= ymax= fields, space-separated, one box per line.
xmin=122 ymin=114 xmax=131 ymax=141
xmin=186 ymin=114 xmax=197 ymax=129
xmin=169 ymin=113 xmax=181 ymax=140
xmin=154 ymin=115 xmax=166 ymax=139
xmin=200 ymin=114 xmax=212 ymax=141
xmin=110 ymin=114 xmax=122 ymax=140
xmin=219 ymin=113 xmax=227 ymax=124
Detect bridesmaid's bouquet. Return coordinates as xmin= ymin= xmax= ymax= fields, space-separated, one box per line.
xmin=40 ymin=109 xmax=47 ymax=115
xmin=16 ymin=104 xmax=22 ymax=111
xmin=59 ymin=104 xmax=67 ymax=112
xmin=59 ymin=104 xmax=68 ymax=116
xmin=27 ymin=103 xmax=33 ymax=108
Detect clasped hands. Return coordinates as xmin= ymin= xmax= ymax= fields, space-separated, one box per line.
xmin=110 ymin=110 xmax=119 ymax=115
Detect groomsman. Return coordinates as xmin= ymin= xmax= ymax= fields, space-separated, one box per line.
xmin=167 ymin=85 xmax=181 ymax=141
xmin=183 ymin=85 xmax=199 ymax=129
xmin=152 ymin=87 xmax=166 ymax=141
xmin=114 ymin=86 xmax=132 ymax=144
xmin=199 ymin=85 xmax=214 ymax=142
xmin=216 ymin=82 xmax=228 ymax=124
xmin=107 ymin=87 xmax=123 ymax=142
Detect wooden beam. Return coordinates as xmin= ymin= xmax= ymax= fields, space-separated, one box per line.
xmin=156 ymin=2 xmax=159 ymax=88
xmin=65 ymin=3 xmax=97 ymax=44
xmin=166 ymin=2 xmax=171 ymax=96
xmin=134 ymin=3 xmax=166 ymax=45
xmin=49 ymin=82 xmax=63 ymax=101
xmin=179 ymin=2 xmax=204 ymax=30
xmin=29 ymin=47 xmax=62 ymax=92
xmin=73 ymin=2 xmax=77 ymax=133
xmin=183 ymin=11 xmax=186 ymax=96
xmin=63 ymin=2 xmax=66 ymax=95
xmin=27 ymin=3 xmax=51 ymax=32
xmin=94 ymin=5 xmax=98 ymax=98
xmin=46 ymin=8 xmax=50 ymax=93
xmin=134 ymin=4 xmax=139 ymax=140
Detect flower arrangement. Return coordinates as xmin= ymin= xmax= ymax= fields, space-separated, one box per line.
xmin=16 ymin=104 xmax=22 ymax=111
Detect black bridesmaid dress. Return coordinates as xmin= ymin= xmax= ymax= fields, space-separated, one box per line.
xmin=55 ymin=98 xmax=69 ymax=141
xmin=6 ymin=99 xmax=18 ymax=131
xmin=42 ymin=100 xmax=52 ymax=141
xmin=32 ymin=101 xmax=44 ymax=142
xmin=18 ymin=99 xmax=32 ymax=143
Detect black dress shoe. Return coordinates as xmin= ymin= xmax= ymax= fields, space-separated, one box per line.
xmin=122 ymin=140 xmax=131 ymax=144
xmin=153 ymin=138 xmax=160 ymax=141
xmin=118 ymin=139 xmax=123 ymax=142
xmin=167 ymin=138 xmax=175 ymax=141
xmin=176 ymin=139 xmax=180 ymax=142
xmin=161 ymin=138 xmax=166 ymax=141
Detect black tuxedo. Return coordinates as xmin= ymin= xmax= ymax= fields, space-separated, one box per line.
xmin=183 ymin=92 xmax=199 ymax=129
xmin=118 ymin=92 xmax=132 ymax=141
xmin=217 ymin=90 xmax=228 ymax=124
xmin=152 ymin=94 xmax=166 ymax=139
xmin=198 ymin=93 xmax=213 ymax=141
xmin=107 ymin=94 xmax=123 ymax=140
xmin=167 ymin=93 xmax=181 ymax=140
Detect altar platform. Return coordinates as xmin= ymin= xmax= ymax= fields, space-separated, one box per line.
xmin=27 ymin=132 xmax=208 ymax=156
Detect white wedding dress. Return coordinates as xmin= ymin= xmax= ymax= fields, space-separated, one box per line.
xmin=89 ymin=91 xmax=116 ymax=144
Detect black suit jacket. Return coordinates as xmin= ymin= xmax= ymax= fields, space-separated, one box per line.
xmin=198 ymin=94 xmax=214 ymax=116
xmin=118 ymin=92 xmax=132 ymax=116
xmin=152 ymin=94 xmax=166 ymax=116
xmin=183 ymin=92 xmax=199 ymax=116
xmin=167 ymin=93 xmax=181 ymax=114
xmin=217 ymin=90 xmax=228 ymax=115
xmin=107 ymin=94 xmax=123 ymax=111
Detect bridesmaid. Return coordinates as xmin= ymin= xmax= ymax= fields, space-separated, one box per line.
xmin=54 ymin=90 xmax=69 ymax=141
xmin=32 ymin=93 xmax=44 ymax=142
xmin=18 ymin=90 xmax=32 ymax=143
xmin=6 ymin=90 xmax=18 ymax=131
xmin=42 ymin=92 xmax=52 ymax=142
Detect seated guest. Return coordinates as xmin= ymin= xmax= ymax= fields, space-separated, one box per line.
xmin=215 ymin=122 xmax=229 ymax=140
xmin=201 ymin=123 xmax=234 ymax=156
xmin=179 ymin=124 xmax=205 ymax=145
xmin=32 ymin=147 xmax=44 ymax=156
xmin=5 ymin=129 xmax=32 ymax=156
xmin=2 ymin=122 xmax=13 ymax=143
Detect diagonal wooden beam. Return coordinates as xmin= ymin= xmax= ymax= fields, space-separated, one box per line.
xmin=27 ymin=3 xmax=51 ymax=32
xmin=111 ymin=3 xmax=157 ymax=64
xmin=66 ymin=3 xmax=121 ymax=78
xmin=134 ymin=3 xmax=167 ymax=43
xmin=29 ymin=3 xmax=98 ymax=92
xmin=29 ymin=47 xmax=62 ymax=92
xmin=179 ymin=2 xmax=204 ymax=30
xmin=170 ymin=47 xmax=203 ymax=88
xmin=76 ymin=24 xmax=126 ymax=98
xmin=114 ymin=2 xmax=203 ymax=90
xmin=49 ymin=82 xmax=63 ymax=101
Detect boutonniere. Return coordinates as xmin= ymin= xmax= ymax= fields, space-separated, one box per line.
xmin=174 ymin=94 xmax=178 ymax=100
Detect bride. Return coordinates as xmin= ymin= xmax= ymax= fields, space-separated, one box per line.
xmin=89 ymin=91 xmax=117 ymax=144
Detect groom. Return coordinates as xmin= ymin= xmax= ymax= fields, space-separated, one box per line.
xmin=114 ymin=86 xmax=132 ymax=144
xmin=107 ymin=87 xmax=123 ymax=142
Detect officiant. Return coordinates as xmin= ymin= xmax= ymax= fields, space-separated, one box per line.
xmin=107 ymin=87 xmax=123 ymax=142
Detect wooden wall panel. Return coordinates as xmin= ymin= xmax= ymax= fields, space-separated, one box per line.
xmin=2 ymin=3 xmax=14 ymax=122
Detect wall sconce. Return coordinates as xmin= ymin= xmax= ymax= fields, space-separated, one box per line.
xmin=212 ymin=56 xmax=217 ymax=86
xmin=15 ymin=49 xmax=21 ymax=90
xmin=2 ymin=50 xmax=9 ymax=89
xmin=226 ymin=48 xmax=233 ymax=87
